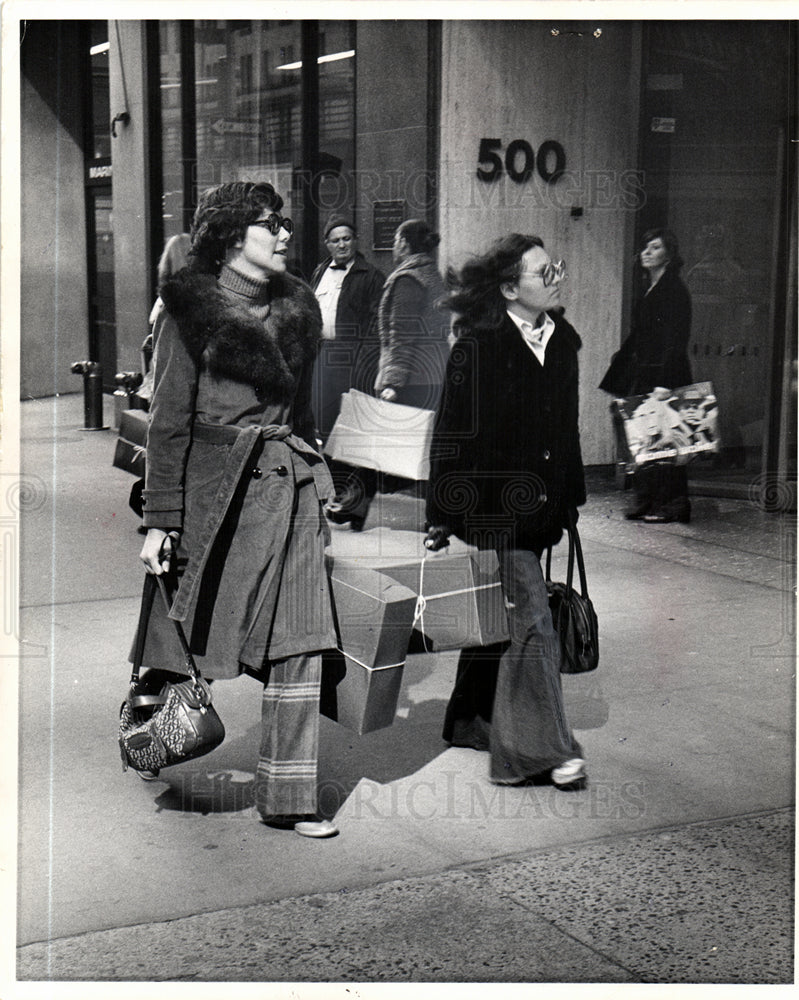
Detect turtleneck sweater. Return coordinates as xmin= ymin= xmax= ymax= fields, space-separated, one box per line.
xmin=218 ymin=264 xmax=272 ymax=324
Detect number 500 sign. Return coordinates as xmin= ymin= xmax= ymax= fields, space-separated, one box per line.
xmin=477 ymin=138 xmax=566 ymax=184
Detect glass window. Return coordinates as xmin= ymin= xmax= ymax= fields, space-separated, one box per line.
xmin=317 ymin=21 xmax=356 ymax=240
xmin=88 ymin=22 xmax=111 ymax=160
xmin=194 ymin=20 xmax=303 ymax=227
xmin=156 ymin=20 xmax=355 ymax=277
xmin=158 ymin=21 xmax=184 ymax=241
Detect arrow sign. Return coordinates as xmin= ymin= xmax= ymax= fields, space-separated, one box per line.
xmin=211 ymin=119 xmax=260 ymax=136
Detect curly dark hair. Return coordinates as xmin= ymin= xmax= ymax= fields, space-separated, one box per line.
xmin=189 ymin=181 xmax=284 ymax=274
xmin=443 ymin=233 xmax=545 ymax=334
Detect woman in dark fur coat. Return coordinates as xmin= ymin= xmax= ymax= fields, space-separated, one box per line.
xmin=425 ymin=233 xmax=587 ymax=789
xmin=135 ymin=181 xmax=338 ymax=837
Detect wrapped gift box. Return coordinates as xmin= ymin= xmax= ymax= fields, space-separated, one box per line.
xmin=113 ymin=409 xmax=148 ymax=477
xmin=326 ymin=527 xmax=509 ymax=654
xmin=320 ymin=650 xmax=404 ymax=735
xmin=328 ymin=563 xmax=417 ymax=669
xmin=382 ymin=549 xmax=509 ymax=652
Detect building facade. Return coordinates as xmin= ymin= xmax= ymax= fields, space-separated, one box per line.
xmin=20 ymin=18 xmax=797 ymax=495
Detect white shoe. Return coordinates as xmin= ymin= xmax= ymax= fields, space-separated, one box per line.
xmin=294 ymin=818 xmax=339 ymax=839
xmin=551 ymin=758 xmax=586 ymax=786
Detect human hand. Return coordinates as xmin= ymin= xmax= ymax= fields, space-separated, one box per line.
xmin=424 ymin=525 xmax=450 ymax=551
xmin=379 ymin=387 xmax=398 ymax=402
xmin=139 ymin=529 xmax=180 ymax=575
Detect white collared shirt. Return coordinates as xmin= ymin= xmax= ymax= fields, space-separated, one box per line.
xmin=506 ymin=309 xmax=555 ymax=365
xmin=315 ymin=258 xmax=353 ymax=339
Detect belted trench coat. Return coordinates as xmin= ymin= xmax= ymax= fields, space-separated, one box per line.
xmin=137 ymin=265 xmax=337 ymax=679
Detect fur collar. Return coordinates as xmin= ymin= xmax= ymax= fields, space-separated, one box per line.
xmin=160 ymin=267 xmax=322 ymax=401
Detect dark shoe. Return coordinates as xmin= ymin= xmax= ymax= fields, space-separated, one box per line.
xmin=644 ymin=506 xmax=690 ymax=524
xmin=625 ymin=502 xmax=650 ymax=520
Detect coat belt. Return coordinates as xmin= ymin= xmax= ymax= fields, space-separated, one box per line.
xmin=168 ymin=421 xmax=333 ymax=623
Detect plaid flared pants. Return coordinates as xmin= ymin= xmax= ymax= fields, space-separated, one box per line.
xmin=253 ymin=652 xmax=322 ymax=819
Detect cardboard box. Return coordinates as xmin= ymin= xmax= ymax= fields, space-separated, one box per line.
xmin=326 ymin=526 xmax=509 ymax=654
xmin=320 ymin=649 xmax=405 ymax=735
xmin=328 ymin=563 xmax=417 ymax=668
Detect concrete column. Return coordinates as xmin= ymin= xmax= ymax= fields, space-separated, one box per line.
xmin=438 ymin=21 xmax=642 ymax=465
xmin=20 ymin=22 xmax=88 ymax=399
xmin=109 ymin=20 xmax=152 ymax=372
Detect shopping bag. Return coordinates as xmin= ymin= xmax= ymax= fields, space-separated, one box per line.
xmin=612 ymin=382 xmax=720 ymax=469
xmin=324 ymin=389 xmax=435 ymax=480
xmin=113 ymin=408 xmax=148 ymax=477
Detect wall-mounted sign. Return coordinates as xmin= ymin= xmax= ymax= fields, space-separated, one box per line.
xmin=476 ymin=138 xmax=566 ymax=184
xmin=651 ymin=117 xmax=677 ymax=134
xmin=373 ymin=200 xmax=405 ymax=251
xmin=87 ymin=160 xmax=113 ymax=184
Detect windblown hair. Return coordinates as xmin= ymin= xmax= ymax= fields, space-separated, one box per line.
xmin=189 ymin=181 xmax=284 ymax=275
xmin=397 ymin=219 xmax=441 ymax=255
xmin=443 ymin=233 xmax=545 ymax=334
xmin=640 ymin=227 xmax=684 ymax=273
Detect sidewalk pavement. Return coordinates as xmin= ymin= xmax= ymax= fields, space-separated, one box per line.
xmin=11 ymin=394 xmax=796 ymax=987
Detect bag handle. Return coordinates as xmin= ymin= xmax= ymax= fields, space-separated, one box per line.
xmin=128 ymin=547 xmax=207 ymax=702
xmin=545 ymin=511 xmax=590 ymax=601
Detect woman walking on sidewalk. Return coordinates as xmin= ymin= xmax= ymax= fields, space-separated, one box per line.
xmin=426 ymin=233 xmax=587 ymax=789
xmin=135 ymin=181 xmax=338 ymax=837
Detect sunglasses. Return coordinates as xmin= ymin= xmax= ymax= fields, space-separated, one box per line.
xmin=250 ymin=213 xmax=294 ymax=236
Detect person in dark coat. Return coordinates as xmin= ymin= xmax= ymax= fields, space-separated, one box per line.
xmin=599 ymin=228 xmax=693 ymax=523
xmin=425 ymin=233 xmax=587 ymax=789
xmin=309 ymin=216 xmax=385 ymax=439
xmin=136 ymin=181 xmax=339 ymax=838
xmin=326 ymin=219 xmax=449 ymax=529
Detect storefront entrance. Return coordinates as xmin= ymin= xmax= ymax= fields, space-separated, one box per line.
xmin=637 ymin=21 xmax=796 ymax=495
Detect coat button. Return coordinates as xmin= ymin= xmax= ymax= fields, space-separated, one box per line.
xmin=543 ymin=449 xmax=551 ymax=460
xmin=275 ymin=465 xmax=289 ymax=477
xmin=252 ymin=467 xmax=262 ymax=479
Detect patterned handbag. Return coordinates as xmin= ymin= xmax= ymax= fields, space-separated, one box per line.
xmin=119 ymin=573 xmax=225 ymax=776
xmin=545 ymin=516 xmax=599 ymax=674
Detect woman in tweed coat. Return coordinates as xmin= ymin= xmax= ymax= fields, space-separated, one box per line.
xmin=135 ymin=181 xmax=338 ymax=837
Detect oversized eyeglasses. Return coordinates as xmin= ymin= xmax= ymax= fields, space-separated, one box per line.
xmin=250 ymin=213 xmax=293 ymax=236
xmin=522 ymin=259 xmax=566 ymax=286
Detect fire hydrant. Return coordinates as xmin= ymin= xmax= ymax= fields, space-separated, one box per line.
xmin=70 ymin=360 xmax=106 ymax=430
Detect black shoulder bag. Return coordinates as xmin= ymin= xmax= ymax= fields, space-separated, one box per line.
xmin=545 ymin=516 xmax=599 ymax=674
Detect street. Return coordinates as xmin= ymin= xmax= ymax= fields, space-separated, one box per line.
xmin=13 ymin=393 xmax=796 ymax=987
